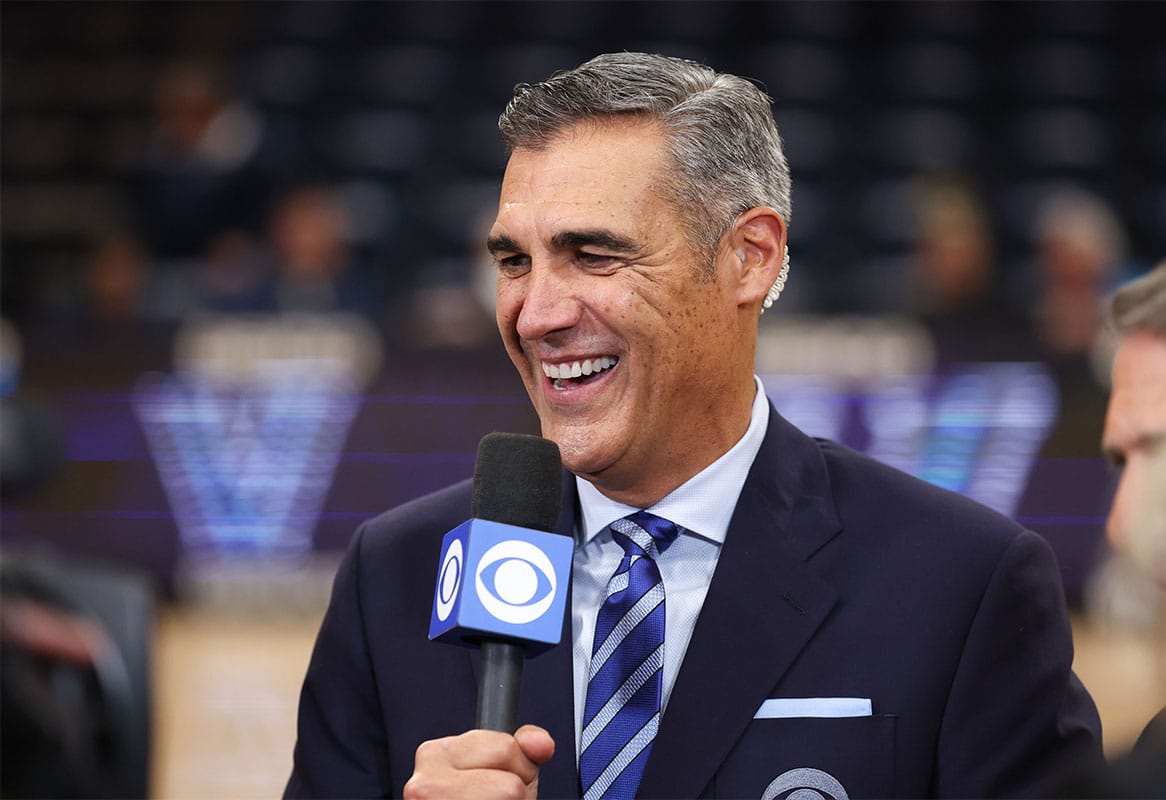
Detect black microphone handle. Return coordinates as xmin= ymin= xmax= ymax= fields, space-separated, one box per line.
xmin=476 ymin=640 xmax=525 ymax=732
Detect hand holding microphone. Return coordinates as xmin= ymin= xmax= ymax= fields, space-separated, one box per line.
xmin=405 ymin=725 xmax=555 ymax=800
xmin=406 ymin=433 xmax=570 ymax=799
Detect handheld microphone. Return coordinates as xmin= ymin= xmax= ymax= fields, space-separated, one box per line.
xmin=428 ymin=432 xmax=571 ymax=732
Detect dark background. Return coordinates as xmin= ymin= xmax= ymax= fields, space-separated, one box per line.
xmin=2 ymin=1 xmax=1163 ymax=602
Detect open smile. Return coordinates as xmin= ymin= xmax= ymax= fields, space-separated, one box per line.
xmin=541 ymin=356 xmax=619 ymax=391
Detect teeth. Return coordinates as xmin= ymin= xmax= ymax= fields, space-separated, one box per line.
xmin=541 ymin=356 xmax=618 ymax=381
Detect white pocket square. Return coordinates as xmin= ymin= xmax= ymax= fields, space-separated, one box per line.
xmin=753 ymin=697 xmax=872 ymax=719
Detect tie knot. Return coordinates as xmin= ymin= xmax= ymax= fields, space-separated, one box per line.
xmin=610 ymin=511 xmax=679 ymax=560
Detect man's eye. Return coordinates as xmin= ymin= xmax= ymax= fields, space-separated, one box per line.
xmin=496 ymin=255 xmax=530 ymax=276
xmin=577 ymin=252 xmax=619 ymax=269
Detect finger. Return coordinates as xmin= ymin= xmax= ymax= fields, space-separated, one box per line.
xmin=416 ymin=729 xmax=541 ymax=785
xmin=404 ymin=766 xmax=527 ymax=800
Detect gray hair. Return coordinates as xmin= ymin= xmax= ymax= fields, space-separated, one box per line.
xmin=498 ymin=52 xmax=791 ymax=269
xmin=1110 ymin=262 xmax=1166 ymax=338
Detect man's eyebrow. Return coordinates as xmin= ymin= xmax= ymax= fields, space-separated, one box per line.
xmin=552 ymin=229 xmax=641 ymax=254
xmin=486 ymin=234 xmax=521 ymax=256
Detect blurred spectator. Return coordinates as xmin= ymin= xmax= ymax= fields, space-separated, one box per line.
xmin=109 ymin=57 xmax=297 ymax=327
xmin=1 ymin=593 xmax=115 ymax=799
xmin=1031 ymin=189 xmax=1129 ymax=458
xmin=1061 ymin=262 xmax=1166 ymax=798
xmin=262 ymin=184 xmax=385 ymax=322
xmin=400 ymin=203 xmax=498 ymax=349
xmin=1033 ymin=190 xmax=1128 ymax=358
xmin=126 ymin=59 xmax=284 ymax=267
xmin=157 ymin=183 xmax=387 ymax=321
xmin=912 ymin=172 xmax=995 ymax=314
xmin=907 ymin=171 xmax=1028 ymax=364
xmin=1102 ymin=265 xmax=1166 ymax=597
xmin=1 ymin=555 xmax=154 ymax=799
xmin=197 ymin=229 xmax=272 ymax=315
xmin=81 ymin=235 xmax=149 ymax=326
xmin=0 ymin=318 xmax=64 ymax=501
xmin=94 ymin=184 xmax=385 ymax=323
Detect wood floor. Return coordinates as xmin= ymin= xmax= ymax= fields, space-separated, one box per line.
xmin=149 ymin=608 xmax=1166 ymax=798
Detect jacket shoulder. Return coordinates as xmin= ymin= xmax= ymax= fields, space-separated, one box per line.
xmin=814 ymin=437 xmax=1029 ymax=552
xmin=351 ymin=479 xmax=474 ymax=566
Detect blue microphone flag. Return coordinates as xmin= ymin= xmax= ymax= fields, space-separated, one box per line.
xmin=428 ymin=518 xmax=573 ymax=653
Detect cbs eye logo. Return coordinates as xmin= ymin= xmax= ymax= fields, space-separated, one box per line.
xmin=475 ymin=540 xmax=557 ymax=624
xmin=761 ymin=768 xmax=849 ymax=800
xmin=434 ymin=539 xmax=464 ymax=622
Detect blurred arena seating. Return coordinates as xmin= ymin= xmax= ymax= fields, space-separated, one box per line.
xmin=1 ymin=1 xmax=1163 ymax=603
xmin=3 ymin=5 xmax=1164 ymax=793
xmin=2 ymin=1 xmax=1163 ymax=320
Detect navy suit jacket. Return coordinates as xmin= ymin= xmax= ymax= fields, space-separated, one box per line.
xmin=286 ymin=406 xmax=1102 ymax=798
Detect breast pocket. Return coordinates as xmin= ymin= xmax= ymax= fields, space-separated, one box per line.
xmin=710 ymin=714 xmax=897 ymax=799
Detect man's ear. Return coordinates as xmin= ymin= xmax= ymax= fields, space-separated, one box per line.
xmin=724 ymin=207 xmax=787 ymax=308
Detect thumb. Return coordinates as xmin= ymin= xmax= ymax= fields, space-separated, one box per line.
xmin=514 ymin=724 xmax=555 ymax=766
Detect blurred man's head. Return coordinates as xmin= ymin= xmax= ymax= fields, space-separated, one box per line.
xmin=268 ymin=185 xmax=350 ymax=281
xmin=1102 ymin=263 xmax=1166 ymax=589
xmin=912 ymin=172 xmax=995 ymax=313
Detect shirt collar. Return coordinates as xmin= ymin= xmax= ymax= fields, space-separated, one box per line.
xmin=576 ymin=375 xmax=770 ymax=546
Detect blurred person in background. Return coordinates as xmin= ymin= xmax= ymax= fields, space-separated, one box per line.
xmin=161 ymin=182 xmax=387 ymax=320
xmin=1102 ymin=264 xmax=1166 ymax=603
xmin=1060 ymin=262 xmax=1166 ymax=797
xmin=0 ymin=319 xmax=63 ymax=501
xmin=1031 ymin=189 xmax=1129 ymax=459
xmin=402 ymin=204 xmax=501 ymax=350
xmin=122 ymin=59 xmax=290 ymax=322
xmin=1032 ymin=191 xmax=1128 ymax=360
xmin=260 ymin=183 xmax=385 ymax=323
xmin=0 ymin=573 xmax=118 ymax=800
xmin=81 ymin=235 xmax=149 ymax=327
xmin=127 ymin=59 xmax=281 ymax=265
xmin=908 ymin=171 xmax=1027 ymax=364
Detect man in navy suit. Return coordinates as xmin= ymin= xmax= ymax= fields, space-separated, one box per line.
xmin=286 ymin=53 xmax=1102 ymax=799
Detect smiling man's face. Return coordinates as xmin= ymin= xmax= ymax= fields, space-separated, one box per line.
xmin=488 ymin=120 xmax=757 ymax=507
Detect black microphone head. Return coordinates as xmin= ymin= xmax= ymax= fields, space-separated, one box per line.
xmin=472 ymin=432 xmax=562 ymax=532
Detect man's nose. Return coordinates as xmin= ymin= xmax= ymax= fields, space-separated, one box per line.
xmin=515 ymin=261 xmax=580 ymax=341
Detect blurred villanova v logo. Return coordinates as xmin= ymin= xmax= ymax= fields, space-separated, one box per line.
xmin=133 ymin=372 xmax=360 ymax=554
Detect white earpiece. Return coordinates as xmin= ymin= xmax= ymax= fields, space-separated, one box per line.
xmin=761 ymin=245 xmax=790 ymax=313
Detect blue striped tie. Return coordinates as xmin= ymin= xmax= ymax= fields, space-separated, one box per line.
xmin=579 ymin=512 xmax=679 ymax=800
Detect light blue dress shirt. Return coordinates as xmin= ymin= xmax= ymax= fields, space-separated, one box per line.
xmin=571 ymin=376 xmax=771 ymax=757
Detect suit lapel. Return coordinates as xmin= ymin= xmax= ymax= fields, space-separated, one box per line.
xmin=638 ymin=407 xmax=843 ymax=799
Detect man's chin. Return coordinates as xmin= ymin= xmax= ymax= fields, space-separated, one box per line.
xmin=542 ymin=431 xmax=615 ymax=480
